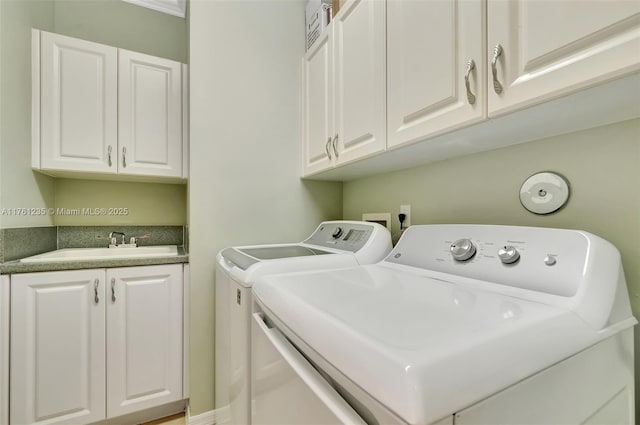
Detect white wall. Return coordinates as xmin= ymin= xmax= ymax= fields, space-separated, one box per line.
xmin=189 ymin=0 xmax=342 ymax=414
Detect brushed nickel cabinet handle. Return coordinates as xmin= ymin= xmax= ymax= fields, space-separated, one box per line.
xmin=94 ymin=279 xmax=99 ymax=304
xmin=325 ymin=137 xmax=333 ymax=160
xmin=491 ymin=43 xmax=504 ymax=94
xmin=107 ymin=145 xmax=113 ymax=167
xmin=111 ymin=278 xmax=116 ymax=302
xmin=332 ymin=134 xmax=339 ymax=159
xmin=122 ymin=146 xmax=127 ymax=168
xmin=464 ymin=59 xmax=476 ymax=104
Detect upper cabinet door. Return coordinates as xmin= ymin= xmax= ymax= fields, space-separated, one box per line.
xmin=118 ymin=50 xmax=183 ymax=178
xmin=40 ymin=31 xmax=117 ymax=173
xmin=387 ymin=0 xmax=485 ymax=149
xmin=303 ymin=29 xmax=334 ymax=176
xmin=333 ymin=0 xmax=386 ymax=165
xmin=487 ymin=0 xmax=640 ymax=116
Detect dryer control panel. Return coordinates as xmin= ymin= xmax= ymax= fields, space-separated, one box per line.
xmin=384 ymin=224 xmax=615 ymax=298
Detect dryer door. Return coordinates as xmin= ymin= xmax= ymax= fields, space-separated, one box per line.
xmin=251 ymin=312 xmax=366 ymax=425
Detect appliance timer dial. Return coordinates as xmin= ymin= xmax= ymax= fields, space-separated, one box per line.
xmin=450 ymin=239 xmax=476 ymax=261
xmin=498 ymin=246 xmax=520 ymax=264
xmin=332 ymin=227 xmax=344 ymax=239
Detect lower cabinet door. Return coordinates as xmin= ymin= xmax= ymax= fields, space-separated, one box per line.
xmin=106 ymin=264 xmax=183 ymax=418
xmin=10 ymin=269 xmax=106 ymax=425
xmin=1 ymin=276 xmax=10 ymax=425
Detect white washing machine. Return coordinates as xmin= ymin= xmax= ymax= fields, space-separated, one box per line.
xmin=215 ymin=220 xmax=391 ymax=424
xmin=252 ymin=224 xmax=636 ymax=425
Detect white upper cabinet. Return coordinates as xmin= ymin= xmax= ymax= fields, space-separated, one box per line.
xmin=33 ymin=30 xmax=186 ymax=182
xmin=487 ymin=0 xmax=640 ymax=116
xmin=118 ymin=50 xmax=183 ymax=178
xmin=303 ymin=0 xmax=640 ymax=180
xmin=387 ymin=0 xmax=485 ymax=148
xmin=303 ymin=29 xmax=334 ymax=175
xmin=302 ymin=0 xmax=385 ymax=176
xmin=332 ymin=0 xmax=386 ymax=164
xmin=39 ymin=31 xmax=117 ymax=173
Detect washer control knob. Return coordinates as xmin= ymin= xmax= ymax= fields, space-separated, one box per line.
xmin=332 ymin=227 xmax=344 ymax=239
xmin=544 ymin=255 xmax=557 ymax=266
xmin=450 ymin=239 xmax=476 ymax=261
xmin=498 ymin=246 xmax=520 ymax=264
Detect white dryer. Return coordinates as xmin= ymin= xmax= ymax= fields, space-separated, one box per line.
xmin=252 ymin=224 xmax=636 ymax=425
xmin=215 ymin=220 xmax=391 ymax=424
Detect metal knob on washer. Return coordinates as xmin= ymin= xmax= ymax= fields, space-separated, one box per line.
xmin=450 ymin=239 xmax=476 ymax=261
xmin=498 ymin=246 xmax=520 ymax=264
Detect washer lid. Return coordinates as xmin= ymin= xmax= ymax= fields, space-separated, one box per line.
xmin=221 ymin=244 xmax=333 ymax=270
xmin=239 ymin=245 xmax=332 ymax=260
xmin=253 ymin=265 xmax=601 ymax=425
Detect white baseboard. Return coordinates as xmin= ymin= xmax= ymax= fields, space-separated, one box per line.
xmin=188 ymin=405 xmax=229 ymax=425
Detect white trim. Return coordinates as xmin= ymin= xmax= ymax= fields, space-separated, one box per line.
xmin=182 ymin=264 xmax=190 ymax=398
xmin=188 ymin=406 xmax=228 ymax=425
xmin=122 ymin=0 xmax=186 ymax=18
xmin=182 ymin=63 xmax=189 ymax=179
xmin=31 ymin=29 xmax=41 ymax=169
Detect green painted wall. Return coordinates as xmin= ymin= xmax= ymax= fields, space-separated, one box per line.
xmin=53 ymin=0 xmax=187 ymax=63
xmin=343 ymin=118 xmax=640 ymax=411
xmin=54 ymin=179 xmax=187 ymax=226
xmin=0 ymin=0 xmax=55 ymax=228
xmin=190 ymin=0 xmax=342 ymax=414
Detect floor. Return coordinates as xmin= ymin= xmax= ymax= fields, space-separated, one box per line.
xmin=143 ymin=413 xmax=186 ymax=425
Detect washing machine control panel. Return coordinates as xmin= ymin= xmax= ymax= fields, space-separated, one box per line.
xmin=305 ymin=221 xmax=384 ymax=253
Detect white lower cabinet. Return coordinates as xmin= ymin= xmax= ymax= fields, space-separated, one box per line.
xmin=10 ymin=264 xmax=183 ymax=425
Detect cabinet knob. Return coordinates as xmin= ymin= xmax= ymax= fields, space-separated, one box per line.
xmin=491 ymin=43 xmax=504 ymax=94
xmin=464 ymin=59 xmax=476 ymax=105
xmin=111 ymin=277 xmax=116 ymax=302
xmin=107 ymin=145 xmax=113 ymax=167
xmin=122 ymin=146 xmax=127 ymax=168
xmin=332 ymin=134 xmax=339 ymax=159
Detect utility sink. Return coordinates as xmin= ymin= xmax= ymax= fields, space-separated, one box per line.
xmin=20 ymin=245 xmax=179 ymax=263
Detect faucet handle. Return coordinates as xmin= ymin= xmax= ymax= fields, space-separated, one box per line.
xmin=129 ymin=233 xmax=151 ymax=245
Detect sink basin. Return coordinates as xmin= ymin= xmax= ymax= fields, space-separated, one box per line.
xmin=20 ymin=245 xmax=179 ymax=263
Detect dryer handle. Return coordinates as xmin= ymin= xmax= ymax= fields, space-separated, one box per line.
xmin=252 ymin=313 xmax=366 ymax=425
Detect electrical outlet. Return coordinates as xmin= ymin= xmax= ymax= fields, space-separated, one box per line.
xmin=400 ymin=204 xmax=411 ymax=228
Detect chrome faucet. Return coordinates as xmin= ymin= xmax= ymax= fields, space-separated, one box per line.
xmin=109 ymin=231 xmax=125 ymax=247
